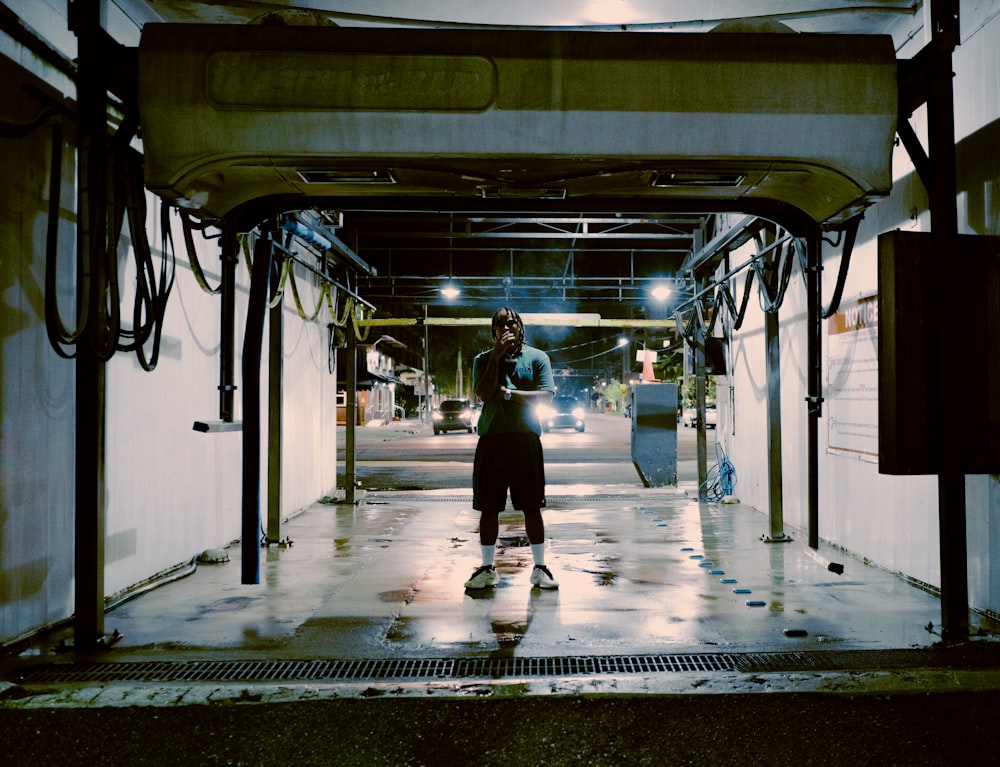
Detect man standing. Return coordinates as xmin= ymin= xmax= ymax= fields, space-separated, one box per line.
xmin=464 ymin=307 xmax=558 ymax=590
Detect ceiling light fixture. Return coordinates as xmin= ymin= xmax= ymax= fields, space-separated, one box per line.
xmin=478 ymin=186 xmax=567 ymax=199
xmin=297 ymin=169 xmax=395 ymax=184
xmin=652 ymin=171 xmax=745 ymax=187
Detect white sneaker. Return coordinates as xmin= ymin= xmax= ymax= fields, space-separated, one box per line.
xmin=530 ymin=565 xmax=559 ymax=589
xmin=464 ymin=565 xmax=499 ymax=589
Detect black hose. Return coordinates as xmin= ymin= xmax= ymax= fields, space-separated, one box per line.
xmin=821 ymin=214 xmax=863 ymax=319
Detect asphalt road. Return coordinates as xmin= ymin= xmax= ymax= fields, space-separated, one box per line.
xmin=3 ymin=692 xmax=997 ymax=766
xmin=338 ymin=412 xmax=696 ymax=490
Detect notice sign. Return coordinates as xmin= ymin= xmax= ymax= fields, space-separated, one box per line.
xmin=826 ymin=295 xmax=879 ymax=458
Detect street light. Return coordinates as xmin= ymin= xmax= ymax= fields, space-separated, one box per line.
xmin=618 ymin=336 xmax=629 ymax=383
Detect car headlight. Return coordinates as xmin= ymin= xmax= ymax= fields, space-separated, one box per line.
xmin=432 ymin=412 xmax=443 ymax=421
xmin=535 ymin=405 xmax=555 ymax=419
xmin=460 ymin=409 xmax=472 ymax=419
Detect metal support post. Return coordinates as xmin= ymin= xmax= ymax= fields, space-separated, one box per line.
xmin=267 ymin=257 xmax=284 ymax=541
xmin=344 ymin=316 xmax=358 ymax=503
xmin=70 ymin=0 xmax=107 ymax=648
xmin=74 ymin=352 xmax=106 ymax=645
xmin=805 ymin=229 xmax=823 ymax=549
xmin=241 ymin=231 xmax=274 ymax=584
xmin=219 ymin=219 xmax=238 ymax=421
xmin=693 ymin=312 xmax=708 ymax=493
xmin=927 ymin=0 xmax=968 ymax=639
xmin=764 ymin=305 xmax=790 ymax=542
xmin=423 ymin=306 xmax=431 ymax=424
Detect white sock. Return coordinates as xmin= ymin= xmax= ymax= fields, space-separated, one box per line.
xmin=481 ymin=545 xmax=496 ymax=567
xmin=531 ymin=542 xmax=546 ymax=567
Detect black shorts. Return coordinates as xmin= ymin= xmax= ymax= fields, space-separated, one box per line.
xmin=473 ymin=433 xmax=546 ymax=513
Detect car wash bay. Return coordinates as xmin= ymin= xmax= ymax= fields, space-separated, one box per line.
xmin=48 ymin=6 xmax=1000 ymax=680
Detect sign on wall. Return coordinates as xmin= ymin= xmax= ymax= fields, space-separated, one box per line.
xmin=826 ymin=295 xmax=879 ymax=459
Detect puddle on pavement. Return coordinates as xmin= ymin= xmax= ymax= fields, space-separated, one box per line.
xmin=200 ymin=596 xmax=258 ymax=613
xmin=385 ymin=616 xmax=415 ymax=643
xmin=498 ymin=534 xmax=530 ymax=548
xmin=379 ymin=588 xmax=417 ymax=604
xmin=490 ymin=619 xmax=529 ymax=648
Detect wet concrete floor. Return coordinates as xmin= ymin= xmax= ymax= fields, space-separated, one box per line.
xmin=3 ymin=419 xmax=1000 ymax=765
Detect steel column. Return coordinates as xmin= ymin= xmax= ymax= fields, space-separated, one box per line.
xmin=927 ymin=0 xmax=969 ymax=640
xmin=344 ymin=316 xmax=358 ymax=504
xmin=693 ymin=281 xmax=708 ymax=492
xmin=241 ymin=232 xmax=274 ymax=584
xmin=267 ymin=257 xmax=284 ymax=541
xmin=764 ymin=305 xmax=789 ymax=542
xmin=805 ymin=229 xmax=823 ymax=549
xmin=70 ymin=0 xmax=107 ymax=648
xmin=219 ymin=220 xmax=238 ymax=422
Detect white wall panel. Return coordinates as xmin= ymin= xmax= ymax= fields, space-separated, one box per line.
xmin=104 ymin=201 xmax=245 ymax=596
xmin=0 ymin=42 xmax=77 ymax=643
xmin=722 ymin=3 xmax=1000 ymax=617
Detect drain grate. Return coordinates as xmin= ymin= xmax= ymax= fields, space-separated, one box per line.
xmin=18 ymin=653 xmax=734 ymax=685
xmin=15 ymin=647 xmax=999 ymax=686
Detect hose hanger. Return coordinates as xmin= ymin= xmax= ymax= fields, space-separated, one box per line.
xmin=0 ymin=107 xmax=60 ymax=138
xmin=820 ymin=213 xmax=863 ymax=320
xmin=178 ymin=209 xmax=222 ymax=295
xmin=246 ymin=218 xmax=374 ymax=320
xmin=352 ymin=300 xmax=373 ymax=343
xmin=268 ymin=232 xmax=332 ymax=325
xmin=39 ymin=113 xmax=174 ymax=369
xmin=673 ymin=293 xmax=711 ymax=360
xmin=327 ymin=288 xmax=353 ymax=328
xmin=287 ymin=266 xmax=327 ymax=322
xmin=268 ymin=257 xmax=291 ymax=309
xmin=122 ymin=158 xmax=175 ymax=371
xmin=703 ymin=289 xmax=723 ymax=337
xmin=732 ymin=268 xmax=756 ymax=331
xmin=42 ymin=117 xmax=90 ymax=354
xmin=752 ymin=229 xmax=796 ymax=313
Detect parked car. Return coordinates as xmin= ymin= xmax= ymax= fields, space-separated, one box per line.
xmin=536 ymin=395 xmax=586 ymax=432
xmin=432 ymin=399 xmax=477 ymax=434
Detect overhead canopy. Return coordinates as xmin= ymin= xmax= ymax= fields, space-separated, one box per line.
xmin=138 ymin=25 xmax=897 ymax=226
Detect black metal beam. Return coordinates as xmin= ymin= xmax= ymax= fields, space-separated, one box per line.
xmin=219 ymin=219 xmax=238 ymax=421
xmin=925 ymin=0 xmax=969 ymax=641
xmin=805 ymin=227 xmax=823 ymax=550
xmin=241 ymin=230 xmax=275 ymax=584
xmin=70 ymin=0 xmax=107 ymax=651
xmin=895 ymin=0 xmax=968 ymax=640
xmin=267 ymin=256 xmax=284 ymax=543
